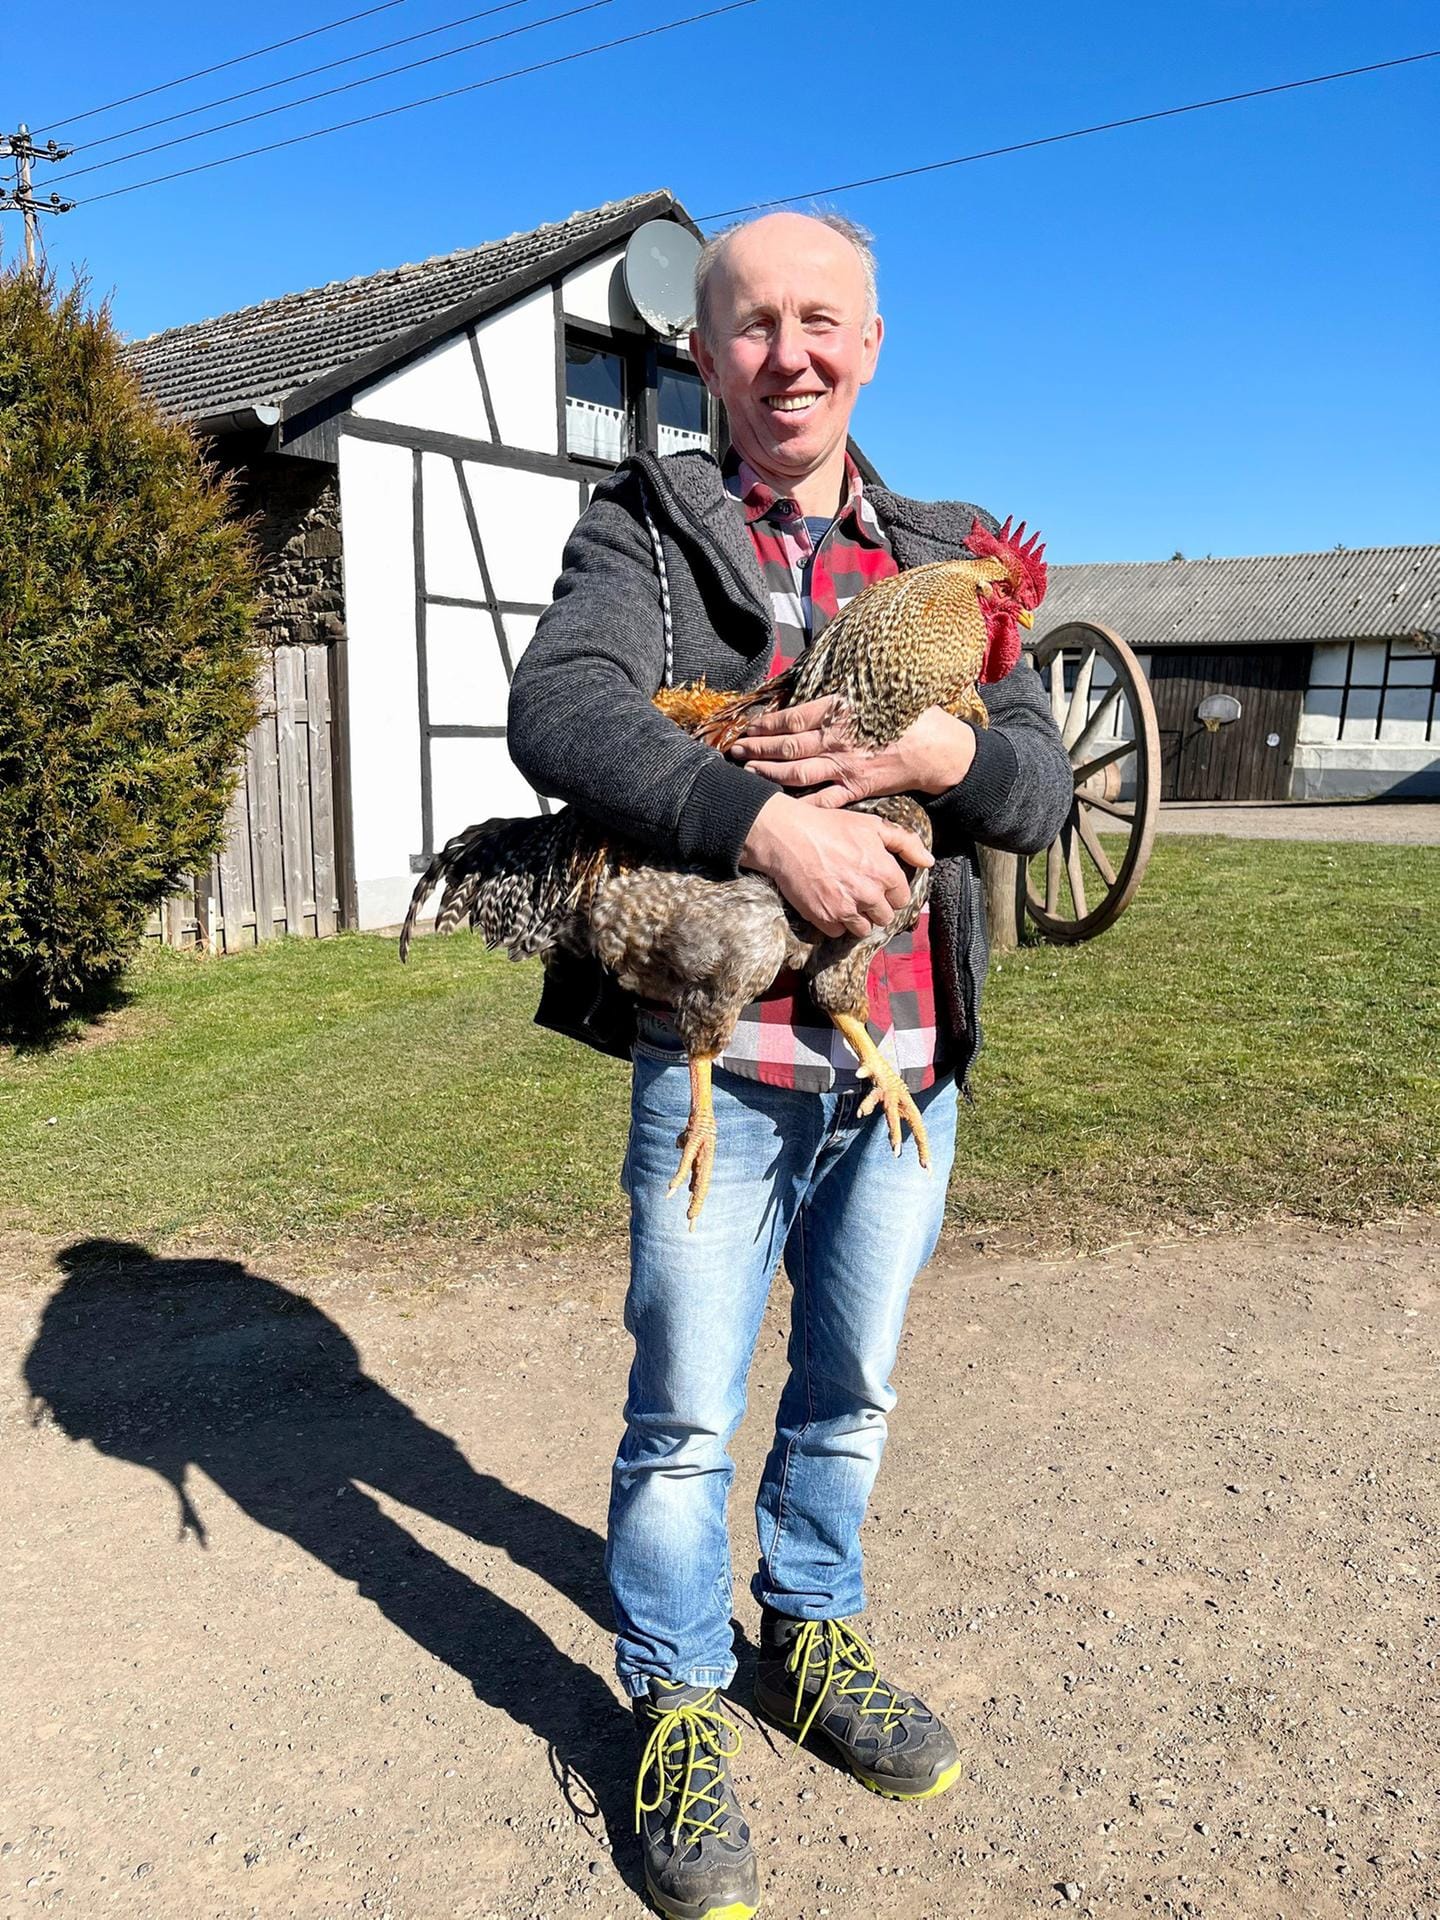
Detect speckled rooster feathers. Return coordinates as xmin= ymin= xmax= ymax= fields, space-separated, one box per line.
xmin=398 ymin=810 xmax=614 ymax=965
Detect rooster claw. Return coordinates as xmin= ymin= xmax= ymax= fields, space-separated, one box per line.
xmin=667 ymin=1120 xmax=718 ymax=1229
xmin=855 ymin=1062 xmax=932 ymax=1170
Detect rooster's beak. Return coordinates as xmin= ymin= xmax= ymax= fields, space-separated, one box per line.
xmin=1017 ymin=608 xmax=1035 ymax=630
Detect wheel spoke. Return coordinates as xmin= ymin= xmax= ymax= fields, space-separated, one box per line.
xmin=1067 ymin=680 xmax=1124 ymax=765
xmin=1065 ymin=828 xmax=1089 ymax=921
xmin=1076 ymin=804 xmax=1118 ymax=886
xmin=1082 ymin=791 xmax=1135 ymax=825
xmin=1072 ymin=737 xmax=1134 ymax=787
xmin=1047 ymin=649 xmax=1067 ymax=729
xmin=1062 ymin=648 xmax=1097 ymax=749
xmin=1045 ymin=837 xmax=1061 ymax=915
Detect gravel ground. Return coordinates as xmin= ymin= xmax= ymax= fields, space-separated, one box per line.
xmin=3 ymin=1217 xmax=1437 ymax=1920
xmin=1156 ymin=802 xmax=1438 ymax=844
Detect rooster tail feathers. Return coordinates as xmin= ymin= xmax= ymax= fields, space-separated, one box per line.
xmin=683 ymin=667 xmax=795 ymax=752
xmin=398 ymin=812 xmax=588 ymax=963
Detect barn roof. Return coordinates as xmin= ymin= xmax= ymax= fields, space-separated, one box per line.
xmin=1037 ymin=544 xmax=1440 ymax=650
xmin=125 ymin=188 xmax=682 ymax=427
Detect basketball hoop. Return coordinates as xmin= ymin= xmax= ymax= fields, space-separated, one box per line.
xmin=1196 ymin=693 xmax=1242 ymax=736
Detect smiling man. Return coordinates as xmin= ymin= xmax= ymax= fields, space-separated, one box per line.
xmin=507 ymin=210 xmax=1072 ymax=1920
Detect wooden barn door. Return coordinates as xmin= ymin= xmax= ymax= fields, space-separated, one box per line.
xmin=1150 ymin=647 xmax=1309 ymax=801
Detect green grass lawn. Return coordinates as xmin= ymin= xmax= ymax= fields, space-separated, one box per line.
xmin=2 ymin=835 xmax=1436 ymax=1251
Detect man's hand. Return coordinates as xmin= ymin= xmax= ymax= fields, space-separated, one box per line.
xmin=739 ymin=791 xmax=933 ymax=939
xmin=730 ymin=697 xmax=977 ymax=807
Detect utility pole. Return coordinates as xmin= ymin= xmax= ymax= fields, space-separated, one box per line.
xmin=0 ymin=126 xmax=75 ymax=275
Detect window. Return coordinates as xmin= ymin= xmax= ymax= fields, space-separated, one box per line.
xmin=562 ymin=327 xmax=716 ymax=467
xmin=565 ymin=338 xmax=627 ymax=463
xmin=657 ymin=363 xmax=709 ymax=456
xmin=1318 ymin=637 xmax=1440 ymax=745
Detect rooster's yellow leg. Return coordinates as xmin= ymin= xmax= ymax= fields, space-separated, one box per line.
xmin=666 ymin=1053 xmax=719 ymax=1229
xmin=829 ymin=1013 xmax=932 ymax=1170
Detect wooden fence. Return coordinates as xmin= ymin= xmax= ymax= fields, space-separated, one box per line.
xmin=147 ymin=641 xmax=346 ymax=951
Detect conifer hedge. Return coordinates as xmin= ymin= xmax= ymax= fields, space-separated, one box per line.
xmin=0 ymin=271 xmax=259 ymax=1026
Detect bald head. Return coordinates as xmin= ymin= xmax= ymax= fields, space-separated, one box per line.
xmin=687 ymin=208 xmax=884 ymax=516
xmin=693 ymin=211 xmax=878 ymax=346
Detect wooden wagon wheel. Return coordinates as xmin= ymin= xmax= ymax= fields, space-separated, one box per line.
xmin=1021 ymin=619 xmax=1160 ymax=943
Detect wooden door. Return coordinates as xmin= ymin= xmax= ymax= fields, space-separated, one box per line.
xmin=1149 ymin=647 xmax=1309 ymax=801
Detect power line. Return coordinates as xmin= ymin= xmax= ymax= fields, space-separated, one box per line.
xmin=54 ymin=0 xmax=611 ymax=185
xmin=76 ymin=0 xmax=759 ymax=208
xmin=35 ymin=1 xmax=409 ymax=137
xmin=70 ymin=0 xmax=540 ymax=158
xmin=699 ymin=48 xmax=1440 ymax=221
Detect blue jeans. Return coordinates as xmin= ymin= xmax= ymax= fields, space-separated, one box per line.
xmin=607 ymin=1040 xmax=959 ymax=1697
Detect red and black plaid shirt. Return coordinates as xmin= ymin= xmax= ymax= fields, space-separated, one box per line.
xmin=707 ymin=453 xmax=946 ymax=1094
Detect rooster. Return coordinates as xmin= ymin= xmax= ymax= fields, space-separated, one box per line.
xmin=401 ymin=516 xmax=1046 ymax=1225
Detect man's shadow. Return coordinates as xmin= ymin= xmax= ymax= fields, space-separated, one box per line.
xmin=23 ymin=1239 xmax=643 ymax=1892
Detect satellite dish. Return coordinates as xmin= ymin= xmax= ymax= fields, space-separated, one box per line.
xmin=623 ymin=221 xmax=701 ymax=337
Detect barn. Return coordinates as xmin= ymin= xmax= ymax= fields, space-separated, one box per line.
xmin=128 ymin=188 xmax=717 ymax=945
xmin=1036 ymin=546 xmax=1440 ymax=802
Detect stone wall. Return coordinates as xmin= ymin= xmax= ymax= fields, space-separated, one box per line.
xmin=225 ymin=451 xmax=346 ymax=650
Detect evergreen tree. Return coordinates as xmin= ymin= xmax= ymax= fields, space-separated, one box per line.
xmin=0 ymin=271 xmax=258 ymax=1028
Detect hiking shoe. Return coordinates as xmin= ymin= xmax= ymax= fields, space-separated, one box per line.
xmin=633 ymin=1680 xmax=761 ymax=1920
xmin=754 ymin=1609 xmax=962 ymax=1801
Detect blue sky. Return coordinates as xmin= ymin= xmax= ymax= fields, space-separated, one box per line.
xmin=16 ymin=0 xmax=1438 ymax=561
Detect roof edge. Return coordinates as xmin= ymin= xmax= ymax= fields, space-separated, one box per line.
xmin=1051 ymin=542 xmax=1440 ymax=571
xmin=278 ymin=189 xmax=683 ymax=427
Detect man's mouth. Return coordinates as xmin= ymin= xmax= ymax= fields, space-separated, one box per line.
xmin=764 ymin=393 xmax=823 ymax=414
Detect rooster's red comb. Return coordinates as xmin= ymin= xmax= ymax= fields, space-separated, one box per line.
xmin=964 ymin=514 xmax=1048 ymax=606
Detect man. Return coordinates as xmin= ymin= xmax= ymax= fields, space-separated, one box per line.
xmin=507 ymin=211 xmax=1072 ymax=1920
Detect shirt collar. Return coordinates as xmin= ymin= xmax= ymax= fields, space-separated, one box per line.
xmin=723 ymin=449 xmax=887 ymax=549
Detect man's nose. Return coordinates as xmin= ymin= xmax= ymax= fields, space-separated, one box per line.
xmin=766 ymin=318 xmax=809 ymax=374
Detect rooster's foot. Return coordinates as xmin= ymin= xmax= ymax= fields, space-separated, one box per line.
xmin=856 ymin=1064 xmax=932 ymax=1168
xmin=829 ymin=1012 xmax=932 ymax=1170
xmin=665 ymin=1053 xmax=719 ymax=1229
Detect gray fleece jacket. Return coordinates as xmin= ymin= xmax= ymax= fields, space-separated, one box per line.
xmin=506 ymin=447 xmax=1074 ymax=1086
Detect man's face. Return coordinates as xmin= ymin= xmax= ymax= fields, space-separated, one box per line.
xmin=690 ymin=214 xmax=883 ymax=491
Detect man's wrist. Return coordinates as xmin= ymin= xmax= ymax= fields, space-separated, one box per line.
xmin=738 ymin=790 xmax=797 ymax=874
xmin=919 ymin=713 xmax=977 ymax=795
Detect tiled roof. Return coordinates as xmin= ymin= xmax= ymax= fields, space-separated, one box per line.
xmin=1036 ymin=544 xmax=1440 ymax=649
xmin=125 ymin=189 xmax=676 ymax=424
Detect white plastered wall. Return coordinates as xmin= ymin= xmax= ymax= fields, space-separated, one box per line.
xmin=562 ymin=245 xmax=644 ymax=332
xmin=338 ymin=374 xmax=585 ymax=925
xmin=1292 ymin=636 xmax=1440 ymax=797
xmin=336 ymin=433 xmax=423 ymax=929
xmin=475 ymin=286 xmax=559 ymax=452
xmin=350 ymin=329 xmax=492 ymax=441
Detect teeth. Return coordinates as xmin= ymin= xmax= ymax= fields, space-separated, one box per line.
xmin=768 ymin=395 xmax=819 ymax=411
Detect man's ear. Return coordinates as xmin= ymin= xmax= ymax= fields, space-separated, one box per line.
xmin=859 ymin=312 xmax=884 ymax=387
xmin=689 ymin=326 xmax=720 ymax=394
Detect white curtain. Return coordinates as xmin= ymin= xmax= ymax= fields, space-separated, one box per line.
xmin=658 ymin=423 xmax=709 ymax=457
xmin=566 ymin=397 xmax=626 ymax=463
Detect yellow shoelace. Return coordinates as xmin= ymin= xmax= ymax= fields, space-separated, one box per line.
xmin=635 ymin=1688 xmax=745 ymax=1845
xmin=785 ymin=1619 xmax=912 ymax=1748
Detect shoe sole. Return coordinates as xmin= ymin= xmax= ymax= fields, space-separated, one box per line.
xmin=644 ymin=1888 xmax=758 ymax=1920
xmin=756 ymin=1701 xmax=963 ymax=1803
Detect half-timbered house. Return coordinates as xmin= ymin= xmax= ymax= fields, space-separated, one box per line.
xmin=128 ymin=189 xmax=716 ymax=945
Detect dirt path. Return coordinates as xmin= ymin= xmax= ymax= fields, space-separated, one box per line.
xmin=3 ymin=1219 xmax=1437 ymax=1920
xmin=1156 ymin=801 xmax=1438 ymax=844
